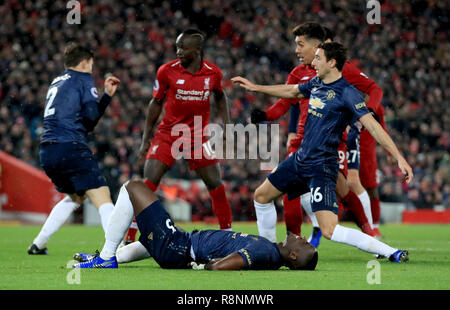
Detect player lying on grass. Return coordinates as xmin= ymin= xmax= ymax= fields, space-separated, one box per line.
xmin=73 ymin=180 xmax=318 ymax=270
xmin=232 ymin=42 xmax=412 ymax=263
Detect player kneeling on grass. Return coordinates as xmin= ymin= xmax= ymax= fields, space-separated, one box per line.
xmin=73 ymin=180 xmax=318 ymax=270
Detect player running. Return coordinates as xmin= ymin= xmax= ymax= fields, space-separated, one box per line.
xmin=232 ymin=42 xmax=412 ymax=263
xmin=73 ymin=180 xmax=318 ymax=271
xmin=28 ymin=43 xmax=120 ymax=255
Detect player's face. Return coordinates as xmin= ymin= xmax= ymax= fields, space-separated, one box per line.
xmin=176 ymin=34 xmax=200 ymax=66
xmin=311 ymin=48 xmax=330 ymax=79
xmin=294 ymin=35 xmax=318 ymax=65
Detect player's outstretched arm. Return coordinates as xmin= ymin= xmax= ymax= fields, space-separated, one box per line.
xmin=204 ymin=253 xmax=246 ymax=271
xmin=231 ymin=76 xmax=303 ymax=99
xmin=359 ymin=113 xmax=413 ymax=184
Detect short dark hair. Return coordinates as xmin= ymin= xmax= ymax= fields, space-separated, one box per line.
xmin=290 ymin=250 xmax=318 ymax=271
xmin=318 ymin=42 xmax=347 ymax=71
xmin=63 ymin=42 xmax=94 ymax=68
xmin=322 ymin=26 xmax=335 ymax=41
xmin=292 ymin=22 xmax=326 ymax=42
xmin=181 ymin=28 xmax=205 ymax=48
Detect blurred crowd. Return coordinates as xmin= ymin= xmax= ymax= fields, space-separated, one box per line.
xmin=1 ymin=0 xmax=449 ymax=221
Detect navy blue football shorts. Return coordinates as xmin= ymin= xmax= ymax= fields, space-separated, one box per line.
xmin=137 ymin=200 xmax=192 ymax=269
xmin=346 ymin=129 xmax=360 ymax=170
xmin=268 ymin=155 xmax=339 ymax=214
xmin=39 ymin=142 xmax=107 ymax=196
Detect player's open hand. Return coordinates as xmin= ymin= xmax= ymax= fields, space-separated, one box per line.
xmin=104 ymin=76 xmax=121 ymax=96
xmin=231 ymin=76 xmax=258 ymax=92
xmin=398 ymin=157 xmax=413 ymax=184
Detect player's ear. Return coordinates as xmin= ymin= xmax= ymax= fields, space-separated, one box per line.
xmin=328 ymin=58 xmax=337 ymax=69
xmin=289 ymin=250 xmax=297 ymax=261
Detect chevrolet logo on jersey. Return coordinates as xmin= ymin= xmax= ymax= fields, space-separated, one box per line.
xmin=310 ymin=97 xmax=325 ymax=109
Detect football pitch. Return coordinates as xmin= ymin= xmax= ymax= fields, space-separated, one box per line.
xmin=0 ymin=222 xmax=449 ymax=290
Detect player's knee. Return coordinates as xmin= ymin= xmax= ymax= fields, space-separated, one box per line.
xmin=254 ymin=186 xmax=269 ymax=204
xmin=347 ymin=179 xmax=361 ymax=193
xmin=124 ymin=180 xmax=142 ymax=196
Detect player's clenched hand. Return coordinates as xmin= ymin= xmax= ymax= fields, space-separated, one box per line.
xmin=231 ymin=76 xmax=258 ymax=92
xmin=398 ymin=157 xmax=413 ymax=184
xmin=104 ymin=76 xmax=121 ymax=96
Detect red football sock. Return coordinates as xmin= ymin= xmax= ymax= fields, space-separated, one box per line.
xmin=125 ymin=218 xmax=138 ymax=243
xmin=370 ymin=197 xmax=381 ymax=226
xmin=143 ymin=179 xmax=158 ymax=192
xmin=209 ymin=185 xmax=232 ymax=230
xmin=341 ymin=190 xmax=370 ymax=231
xmin=283 ymin=195 xmax=302 ymax=235
xmin=338 ymin=200 xmax=345 ymax=221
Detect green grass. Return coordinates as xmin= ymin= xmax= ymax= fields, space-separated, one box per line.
xmin=0 ymin=222 xmax=449 ymax=290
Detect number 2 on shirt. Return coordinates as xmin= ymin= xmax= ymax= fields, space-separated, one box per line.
xmin=44 ymin=87 xmax=58 ymax=118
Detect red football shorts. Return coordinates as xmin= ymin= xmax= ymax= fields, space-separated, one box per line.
xmin=146 ymin=132 xmax=219 ymax=170
xmin=337 ymin=140 xmax=348 ymax=177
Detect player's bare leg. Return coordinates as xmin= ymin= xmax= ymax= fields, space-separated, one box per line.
xmin=253 ymin=179 xmax=283 ymax=242
xmin=195 ymin=163 xmax=232 ymax=230
xmin=315 ymin=209 xmax=407 ymax=262
xmin=143 ymin=158 xmax=170 ymax=191
xmin=85 ymin=186 xmax=114 ymax=232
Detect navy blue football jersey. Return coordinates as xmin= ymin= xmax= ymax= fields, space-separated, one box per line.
xmin=191 ymin=230 xmax=282 ymax=270
xmin=295 ymin=76 xmax=369 ymax=166
xmin=41 ymin=69 xmax=111 ymax=145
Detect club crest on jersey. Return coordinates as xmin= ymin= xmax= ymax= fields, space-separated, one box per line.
xmin=204 ymin=78 xmax=210 ymax=90
xmin=326 ymin=90 xmax=336 ymax=100
xmin=90 ymin=87 xmax=98 ymax=98
xmin=151 ymin=145 xmax=159 ymax=154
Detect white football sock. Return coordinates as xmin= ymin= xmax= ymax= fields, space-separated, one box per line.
xmin=254 ymin=200 xmax=277 ymax=242
xmin=116 ymin=241 xmax=151 ymax=264
xmin=33 ymin=196 xmax=80 ymax=249
xmin=98 ymin=202 xmax=114 ymax=232
xmin=100 ymin=184 xmax=134 ymax=260
xmin=358 ymin=190 xmax=373 ymax=229
xmin=301 ymin=192 xmax=319 ymax=227
xmin=331 ymin=224 xmax=397 ymax=257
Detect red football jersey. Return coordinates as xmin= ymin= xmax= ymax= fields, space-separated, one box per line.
xmin=152 ymin=59 xmax=223 ymax=142
xmin=265 ymin=64 xmax=316 ymax=122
